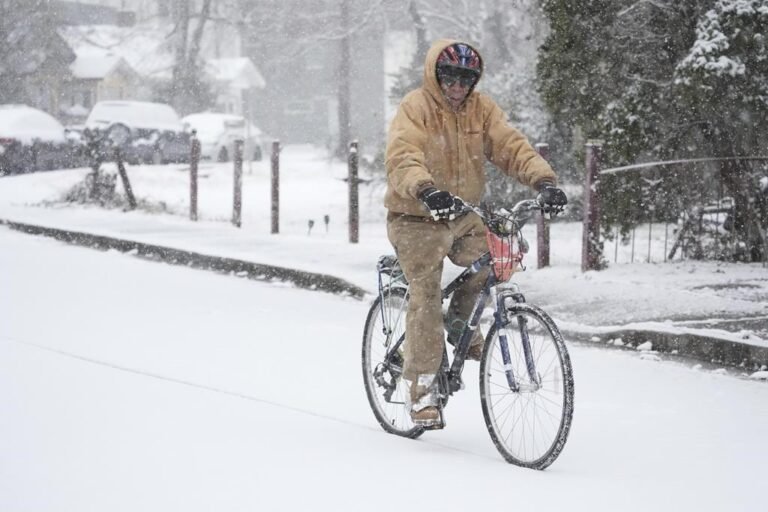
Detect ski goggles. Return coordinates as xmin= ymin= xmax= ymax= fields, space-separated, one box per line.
xmin=437 ymin=67 xmax=479 ymax=88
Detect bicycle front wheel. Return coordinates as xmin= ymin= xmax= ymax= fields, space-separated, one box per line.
xmin=362 ymin=287 xmax=423 ymax=438
xmin=480 ymin=303 xmax=574 ymax=469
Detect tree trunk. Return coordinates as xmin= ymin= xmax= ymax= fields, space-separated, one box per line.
xmin=408 ymin=0 xmax=429 ymax=66
xmin=189 ymin=0 xmax=213 ymax=66
xmin=487 ymin=3 xmax=511 ymax=62
xmin=705 ymin=127 xmax=765 ymax=261
xmin=337 ymin=0 xmax=351 ymax=158
xmin=172 ymin=0 xmax=190 ymax=86
xmin=171 ymin=0 xmax=212 ymax=115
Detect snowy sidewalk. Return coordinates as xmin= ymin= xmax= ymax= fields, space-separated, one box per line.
xmin=1 ymin=147 xmax=767 ymax=370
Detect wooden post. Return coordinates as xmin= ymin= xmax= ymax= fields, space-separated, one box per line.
xmin=232 ymin=139 xmax=243 ymax=228
xmin=271 ymin=140 xmax=280 ymax=234
xmin=582 ymin=141 xmax=603 ymax=271
xmin=114 ymin=147 xmax=137 ymax=210
xmin=535 ymin=142 xmax=551 ymax=269
xmin=348 ymin=140 xmax=359 ymax=244
xmin=30 ymin=139 xmax=40 ymax=171
xmin=190 ymin=133 xmax=200 ymax=221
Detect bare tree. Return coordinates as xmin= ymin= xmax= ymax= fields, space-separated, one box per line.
xmin=0 ymin=0 xmax=72 ymax=105
xmin=164 ymin=0 xmax=215 ymax=115
xmin=230 ymin=0 xmax=388 ymax=153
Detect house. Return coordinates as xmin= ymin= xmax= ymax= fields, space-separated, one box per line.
xmin=60 ymin=23 xmax=266 ymax=122
xmin=20 ymin=33 xmax=77 ymax=116
xmin=59 ymin=52 xmax=145 ymax=124
xmin=205 ymin=58 xmax=266 ymax=117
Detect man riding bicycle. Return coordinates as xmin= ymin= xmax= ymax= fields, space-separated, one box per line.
xmin=384 ymin=39 xmax=567 ymax=426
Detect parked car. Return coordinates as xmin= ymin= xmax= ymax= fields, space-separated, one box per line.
xmin=85 ymin=100 xmax=191 ymax=165
xmin=0 ymin=104 xmax=77 ymax=175
xmin=181 ymin=112 xmax=264 ymax=162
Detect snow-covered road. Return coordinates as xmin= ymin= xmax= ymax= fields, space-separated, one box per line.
xmin=1 ymin=226 xmax=766 ymax=511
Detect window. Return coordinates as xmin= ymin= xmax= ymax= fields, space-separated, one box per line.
xmin=284 ymin=101 xmax=313 ymax=115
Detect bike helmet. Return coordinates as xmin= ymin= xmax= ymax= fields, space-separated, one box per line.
xmin=436 ymin=43 xmax=481 ymax=75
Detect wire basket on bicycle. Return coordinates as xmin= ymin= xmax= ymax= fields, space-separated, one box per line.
xmin=485 ymin=221 xmax=524 ymax=282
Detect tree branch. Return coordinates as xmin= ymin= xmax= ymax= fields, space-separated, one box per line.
xmin=624 ymin=73 xmax=673 ymax=88
xmin=618 ymin=0 xmax=675 ymax=18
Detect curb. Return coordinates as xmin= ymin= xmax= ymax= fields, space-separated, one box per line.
xmin=563 ymin=328 xmax=768 ymax=371
xmin=1 ymin=219 xmax=369 ymax=300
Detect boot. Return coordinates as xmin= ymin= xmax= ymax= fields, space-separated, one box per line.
xmin=411 ymin=406 xmax=442 ymax=426
xmin=408 ymin=376 xmax=444 ymax=429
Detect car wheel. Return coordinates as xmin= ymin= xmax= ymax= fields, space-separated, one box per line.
xmin=218 ymin=146 xmax=229 ymax=163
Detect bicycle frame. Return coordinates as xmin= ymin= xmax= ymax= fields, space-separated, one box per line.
xmin=381 ymin=247 xmax=542 ymax=401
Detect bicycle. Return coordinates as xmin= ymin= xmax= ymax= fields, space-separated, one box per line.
xmin=361 ymin=198 xmax=574 ymax=469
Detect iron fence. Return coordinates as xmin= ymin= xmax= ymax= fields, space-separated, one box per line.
xmin=596 ymin=157 xmax=768 ymax=266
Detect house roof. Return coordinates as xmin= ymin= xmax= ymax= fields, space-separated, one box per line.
xmin=206 ymin=58 xmax=266 ymax=89
xmin=59 ymin=23 xmax=173 ymax=79
xmin=70 ymin=52 xmax=126 ymax=80
xmin=59 ymin=24 xmax=264 ymax=89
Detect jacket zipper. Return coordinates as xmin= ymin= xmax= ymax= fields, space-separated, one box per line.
xmin=455 ymin=112 xmax=462 ymax=196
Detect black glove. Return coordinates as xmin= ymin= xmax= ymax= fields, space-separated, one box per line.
xmin=418 ymin=186 xmax=464 ymax=221
xmin=535 ymin=181 xmax=568 ymax=210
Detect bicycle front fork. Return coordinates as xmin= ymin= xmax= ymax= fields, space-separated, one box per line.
xmin=494 ymin=290 xmax=541 ymax=392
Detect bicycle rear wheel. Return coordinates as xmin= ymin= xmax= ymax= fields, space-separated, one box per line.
xmin=362 ymin=287 xmax=423 ymax=438
xmin=480 ymin=303 xmax=574 ymax=469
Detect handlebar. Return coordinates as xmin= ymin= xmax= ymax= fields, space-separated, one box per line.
xmin=457 ymin=197 xmax=562 ymax=236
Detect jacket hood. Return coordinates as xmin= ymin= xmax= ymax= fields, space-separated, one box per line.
xmin=423 ymin=38 xmax=484 ymax=109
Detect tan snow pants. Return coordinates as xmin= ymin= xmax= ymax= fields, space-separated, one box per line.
xmin=386 ymin=211 xmax=490 ymax=399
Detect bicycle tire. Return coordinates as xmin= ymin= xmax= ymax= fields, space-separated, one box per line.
xmin=479 ymin=303 xmax=574 ymax=469
xmin=362 ymin=287 xmax=424 ymax=438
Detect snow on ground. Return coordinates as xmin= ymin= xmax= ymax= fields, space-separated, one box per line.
xmin=1 ymin=227 xmax=767 ymax=511
xmin=0 ymin=145 xmax=766 ymax=347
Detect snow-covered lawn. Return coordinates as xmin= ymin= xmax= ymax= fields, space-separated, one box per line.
xmin=2 ymin=227 xmax=767 ymax=511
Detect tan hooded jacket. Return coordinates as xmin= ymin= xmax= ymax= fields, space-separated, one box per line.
xmin=384 ymin=39 xmax=557 ymax=217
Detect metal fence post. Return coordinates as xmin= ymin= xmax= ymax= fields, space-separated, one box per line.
xmin=535 ymin=142 xmax=551 ymax=268
xmin=348 ymin=140 xmax=359 ymax=244
xmin=582 ymin=141 xmax=603 ymax=271
xmin=271 ymin=140 xmax=280 ymax=234
xmin=232 ymin=139 xmax=243 ymax=228
xmin=190 ymin=132 xmax=200 ymax=221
